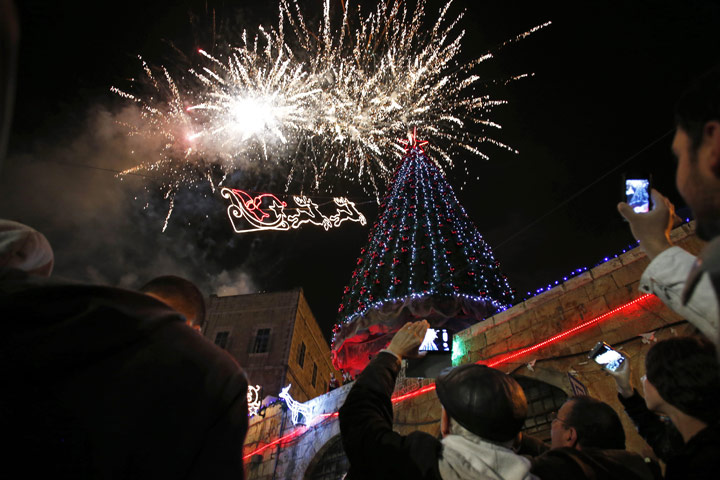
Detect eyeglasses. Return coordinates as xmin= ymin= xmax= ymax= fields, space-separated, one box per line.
xmin=550 ymin=411 xmax=569 ymax=426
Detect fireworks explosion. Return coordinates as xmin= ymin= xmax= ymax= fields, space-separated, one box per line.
xmin=113 ymin=0 xmax=549 ymax=228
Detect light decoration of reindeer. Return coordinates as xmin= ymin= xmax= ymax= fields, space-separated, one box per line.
xmin=279 ymin=384 xmax=316 ymax=425
xmin=221 ymin=188 xmax=366 ymax=233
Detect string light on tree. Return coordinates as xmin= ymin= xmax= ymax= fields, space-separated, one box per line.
xmin=332 ymin=128 xmax=514 ymax=374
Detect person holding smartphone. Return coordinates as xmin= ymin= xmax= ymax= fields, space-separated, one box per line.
xmin=603 ymin=336 xmax=720 ymax=479
xmin=618 ymin=70 xmax=720 ymax=349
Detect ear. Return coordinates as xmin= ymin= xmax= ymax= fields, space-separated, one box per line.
xmin=440 ymin=408 xmax=450 ymax=438
xmin=567 ymin=426 xmax=580 ymax=450
xmin=703 ymin=121 xmax=720 ymax=177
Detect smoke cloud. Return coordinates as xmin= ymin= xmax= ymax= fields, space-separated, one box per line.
xmin=0 ymin=104 xmax=261 ymax=297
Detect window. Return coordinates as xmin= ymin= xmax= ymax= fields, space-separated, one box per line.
xmin=297 ymin=341 xmax=306 ymax=368
xmin=514 ymin=376 xmax=568 ymax=443
xmin=251 ymin=328 xmax=271 ymax=353
xmin=311 ymin=362 xmax=318 ymax=387
xmin=214 ymin=331 xmax=229 ymax=349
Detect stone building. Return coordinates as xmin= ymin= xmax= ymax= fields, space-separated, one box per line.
xmin=204 ymin=288 xmax=340 ymax=403
xmin=242 ymin=222 xmax=706 ymax=479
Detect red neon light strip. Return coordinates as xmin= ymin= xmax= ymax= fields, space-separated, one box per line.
xmin=391 ymin=383 xmax=437 ymax=403
xmin=243 ymin=426 xmax=308 ymax=460
xmin=243 ymin=294 xmax=654 ymax=458
xmin=486 ymin=294 xmax=653 ymax=367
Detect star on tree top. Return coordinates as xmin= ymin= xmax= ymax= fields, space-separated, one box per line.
xmin=398 ymin=126 xmax=429 ymax=154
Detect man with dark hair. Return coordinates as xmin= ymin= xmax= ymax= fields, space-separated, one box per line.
xmin=339 ymin=320 xmax=537 ymax=480
xmin=551 ymin=396 xmax=626 ymax=450
xmin=530 ymin=396 xmax=657 ymax=480
xmin=618 ymin=69 xmax=720 ymax=345
xmin=608 ymin=336 xmax=720 ymax=479
xmin=140 ymin=275 xmax=206 ymax=331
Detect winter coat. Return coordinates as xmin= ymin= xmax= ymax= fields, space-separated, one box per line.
xmin=530 ymin=447 xmax=659 ymax=480
xmin=618 ymin=389 xmax=720 ymax=480
xmin=618 ymin=390 xmax=684 ymax=462
xmin=0 ymin=268 xmax=249 ymax=479
xmin=664 ymin=421 xmax=720 ymax=480
xmin=639 ymin=246 xmax=718 ymax=342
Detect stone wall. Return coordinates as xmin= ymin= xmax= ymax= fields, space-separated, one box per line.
xmin=243 ymin=222 xmax=706 ymax=478
xmin=454 ymin=221 xmax=704 ymax=455
xmin=286 ymin=292 xmax=343 ymax=402
xmin=205 ymin=290 xmax=300 ymax=399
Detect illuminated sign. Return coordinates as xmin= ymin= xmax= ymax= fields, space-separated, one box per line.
xmin=221 ymin=188 xmax=366 ymax=233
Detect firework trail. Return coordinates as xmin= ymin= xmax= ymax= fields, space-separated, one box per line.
xmin=113 ymin=0 xmax=549 ymax=228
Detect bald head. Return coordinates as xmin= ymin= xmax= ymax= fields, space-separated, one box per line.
xmin=140 ymin=275 xmax=206 ymax=330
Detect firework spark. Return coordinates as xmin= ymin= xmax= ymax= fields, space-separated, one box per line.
xmin=113 ymin=0 xmax=549 ymax=227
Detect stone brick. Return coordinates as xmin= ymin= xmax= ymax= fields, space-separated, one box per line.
xmin=598 ymin=312 xmax=634 ymax=335
xmin=611 ymin=260 xmax=649 ymax=288
xmin=604 ymin=283 xmax=642 ymax=310
xmin=578 ymin=296 xmax=609 ymax=321
xmin=490 ymin=302 xmax=527 ymax=326
xmin=670 ymin=224 xmax=691 ymax=242
xmin=678 ymin=235 xmax=706 ymax=255
xmin=619 ymin=247 xmax=646 ymax=265
xmin=561 ymin=306 xmax=587 ymax=331
xmin=576 ymin=324 xmax=609 ymax=352
xmin=524 ymin=285 xmax=565 ymax=309
xmin=590 ymin=257 xmax=623 ymax=278
xmin=481 ymin=339 xmax=509 ymax=359
xmin=457 ymin=317 xmax=493 ymax=340
xmin=628 ymin=313 xmax=668 ymax=338
xmin=485 ymin=321 xmax=513 ymax=346
xmin=585 ymin=275 xmax=618 ymax=300
xmin=532 ymin=316 xmax=563 ymax=343
xmin=559 ymin=286 xmax=590 ymax=312
xmin=509 ymin=310 xmax=536 ymax=334
xmin=534 ymin=298 xmax=564 ymax=324
xmin=466 ymin=331 xmax=487 ymax=352
xmin=562 ymin=271 xmax=593 ymax=291
xmin=652 ymin=302 xmax=685 ymax=324
xmin=507 ymin=327 xmax=536 ymax=351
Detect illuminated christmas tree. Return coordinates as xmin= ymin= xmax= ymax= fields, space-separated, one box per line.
xmin=332 ymin=128 xmax=515 ymax=374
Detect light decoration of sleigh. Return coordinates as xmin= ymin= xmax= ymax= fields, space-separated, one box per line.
xmin=220 ymin=187 xmax=366 ymax=233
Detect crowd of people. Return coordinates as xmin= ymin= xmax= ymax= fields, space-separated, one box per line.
xmin=3 ymin=1 xmax=720 ymax=478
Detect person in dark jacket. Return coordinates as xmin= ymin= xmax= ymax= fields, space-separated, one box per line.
xmin=339 ymin=320 xmax=537 ymax=480
xmin=0 ymin=265 xmax=249 ymax=479
xmin=607 ymin=336 xmax=720 ymax=479
xmin=530 ymin=396 xmax=658 ymax=480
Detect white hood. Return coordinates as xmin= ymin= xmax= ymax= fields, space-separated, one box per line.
xmin=438 ymin=434 xmax=539 ymax=480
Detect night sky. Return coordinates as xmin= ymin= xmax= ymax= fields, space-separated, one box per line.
xmin=3 ymin=0 xmax=720 ymax=343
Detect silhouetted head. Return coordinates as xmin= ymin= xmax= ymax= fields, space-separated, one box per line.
xmin=0 ymin=219 xmax=53 ymax=276
xmin=551 ymin=395 xmax=625 ymax=450
xmin=140 ymin=275 xmax=206 ymax=330
xmin=436 ymin=364 xmax=527 ymax=443
xmin=645 ymin=336 xmax=720 ymax=425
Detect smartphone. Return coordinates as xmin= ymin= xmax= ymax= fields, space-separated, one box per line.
xmin=623 ymin=174 xmax=652 ymax=213
xmin=588 ymin=341 xmax=625 ymax=372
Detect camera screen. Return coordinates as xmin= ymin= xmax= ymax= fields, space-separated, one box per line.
xmin=419 ymin=328 xmax=452 ymax=352
xmin=626 ymin=179 xmax=650 ymax=213
xmin=593 ymin=347 xmax=624 ymax=372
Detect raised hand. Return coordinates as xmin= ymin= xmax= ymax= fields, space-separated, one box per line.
xmin=617 ymin=189 xmax=676 ymax=260
xmin=387 ymin=320 xmax=430 ymax=359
